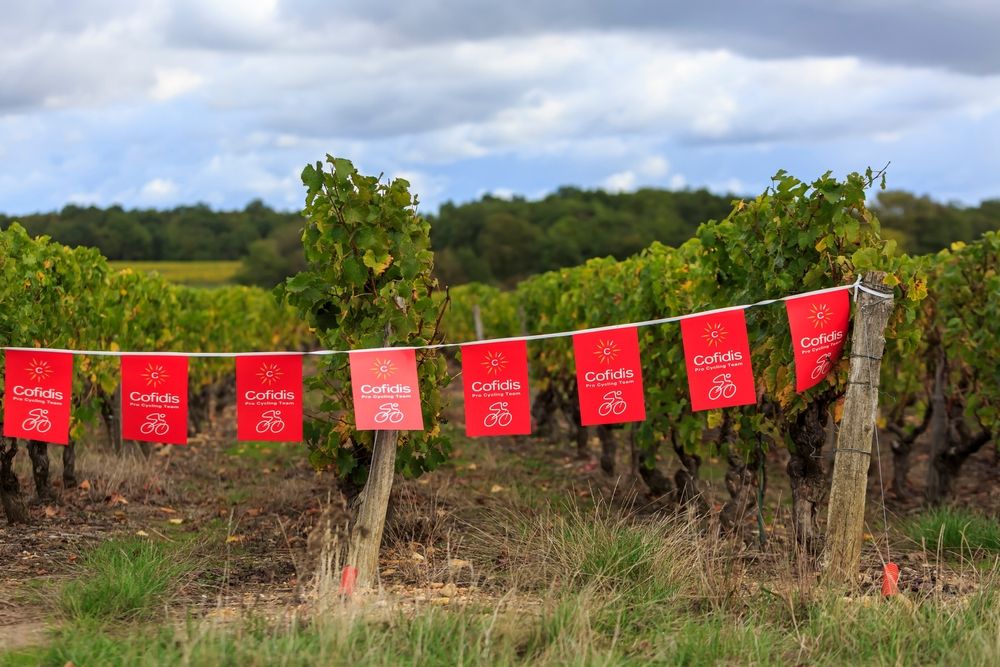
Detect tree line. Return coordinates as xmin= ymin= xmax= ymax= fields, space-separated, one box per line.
xmin=2 ymin=188 xmax=997 ymax=288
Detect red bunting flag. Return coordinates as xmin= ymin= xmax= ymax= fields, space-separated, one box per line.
xmin=3 ymin=350 xmax=74 ymax=445
xmin=236 ymin=355 xmax=303 ymax=441
xmin=681 ymin=310 xmax=756 ymax=411
xmin=349 ymin=349 xmax=423 ymax=431
xmin=785 ymin=290 xmax=850 ymax=392
xmin=462 ymin=340 xmax=531 ymax=437
xmin=573 ymin=327 xmax=646 ymax=425
xmin=121 ymin=355 xmax=189 ymax=445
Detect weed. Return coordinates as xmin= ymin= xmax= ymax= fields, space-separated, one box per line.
xmin=58 ymin=537 xmax=195 ymax=623
xmin=906 ymin=507 xmax=1000 ymax=554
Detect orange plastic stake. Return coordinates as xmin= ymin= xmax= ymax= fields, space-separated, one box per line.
xmin=881 ymin=562 xmax=900 ymax=596
xmin=340 ymin=565 xmax=358 ymax=596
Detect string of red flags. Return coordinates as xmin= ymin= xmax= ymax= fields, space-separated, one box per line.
xmin=2 ymin=279 xmax=888 ymax=445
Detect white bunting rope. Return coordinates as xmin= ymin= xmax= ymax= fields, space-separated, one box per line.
xmin=1 ymin=276 xmax=892 ymax=358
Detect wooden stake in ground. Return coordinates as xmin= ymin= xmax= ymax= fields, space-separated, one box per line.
xmin=822 ymin=271 xmax=894 ymax=583
xmin=472 ymin=304 xmax=484 ymax=341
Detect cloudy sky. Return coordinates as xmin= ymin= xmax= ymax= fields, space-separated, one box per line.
xmin=2 ymin=0 xmax=998 ymax=215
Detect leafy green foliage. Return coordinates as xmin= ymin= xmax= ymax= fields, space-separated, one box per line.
xmin=278 ymin=157 xmax=450 ymax=484
xmin=696 ymin=169 xmax=924 ymax=433
xmin=935 ymin=233 xmax=1000 ymax=437
xmin=440 ymin=283 xmax=520 ymax=342
xmin=879 ymin=231 xmax=998 ymax=497
xmin=0 ymin=223 xmax=310 ymax=439
xmin=447 ymin=170 xmax=928 ymax=528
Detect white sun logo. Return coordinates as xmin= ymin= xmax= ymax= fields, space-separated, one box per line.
xmin=593 ymin=339 xmax=621 ymax=365
xmin=481 ymin=351 xmax=508 ymax=376
xmin=257 ymin=363 xmax=284 ymax=386
xmin=701 ymin=323 xmax=728 ymax=348
xmin=371 ymin=358 xmax=396 ymax=380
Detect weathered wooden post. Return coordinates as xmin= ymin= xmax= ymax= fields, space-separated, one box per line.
xmin=822 ymin=271 xmax=894 ymax=583
xmin=472 ymin=304 xmax=485 ymax=341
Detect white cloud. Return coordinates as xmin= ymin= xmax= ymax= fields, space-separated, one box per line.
xmin=602 ymin=154 xmax=673 ymax=192
xmin=139 ymin=177 xmax=179 ymax=200
xmin=602 ymin=170 xmax=637 ymax=193
xmin=0 ymin=3 xmax=999 ymax=212
xmin=490 ymin=188 xmax=515 ymax=200
xmin=149 ymin=68 xmax=204 ymax=101
xmin=873 ymin=131 xmax=902 ymax=143
xmin=711 ymin=177 xmax=746 ymax=195
xmin=639 ymin=156 xmax=670 ymax=178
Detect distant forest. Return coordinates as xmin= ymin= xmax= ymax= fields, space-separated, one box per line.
xmin=2 ymin=188 xmax=997 ymax=288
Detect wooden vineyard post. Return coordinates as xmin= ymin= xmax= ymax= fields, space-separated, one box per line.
xmin=822 ymin=271 xmax=894 ymax=583
xmin=472 ymin=304 xmax=485 ymax=341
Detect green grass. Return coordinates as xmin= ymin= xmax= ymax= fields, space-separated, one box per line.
xmin=58 ymin=537 xmax=196 ymax=623
xmin=224 ymin=487 xmax=253 ymax=504
xmin=109 ymin=260 xmax=241 ymax=287
xmin=804 ymin=590 xmax=1000 ymax=665
xmin=906 ymin=506 xmax=1000 ymax=554
xmin=7 ymin=494 xmax=1000 ymax=665
xmin=8 ymin=585 xmax=1000 ymax=666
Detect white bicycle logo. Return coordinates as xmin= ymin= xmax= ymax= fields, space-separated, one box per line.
xmin=598 ymin=390 xmax=627 ymax=417
xmin=374 ymin=402 xmax=404 ymax=425
xmin=708 ymin=373 xmax=738 ymax=401
xmin=255 ymin=409 xmax=286 ymax=434
xmin=140 ymin=413 xmax=169 ymax=436
xmin=483 ymin=401 xmax=513 ymax=428
xmin=21 ymin=408 xmax=52 ymax=433
xmin=810 ymin=353 xmax=833 ymax=380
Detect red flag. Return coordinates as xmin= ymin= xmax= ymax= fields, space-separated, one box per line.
xmin=785 ymin=290 xmax=850 ymax=392
xmin=462 ymin=340 xmax=531 ymax=437
xmin=349 ymin=349 xmax=423 ymax=431
xmin=573 ymin=327 xmax=646 ymax=425
xmin=3 ymin=350 xmax=74 ymax=445
xmin=236 ymin=355 xmax=303 ymax=442
xmin=121 ymin=355 xmax=189 ymax=445
xmin=681 ymin=310 xmax=756 ymax=411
